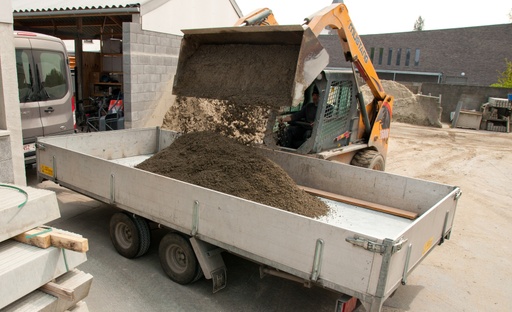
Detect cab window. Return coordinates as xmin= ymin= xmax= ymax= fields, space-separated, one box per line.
xmin=38 ymin=51 xmax=68 ymax=100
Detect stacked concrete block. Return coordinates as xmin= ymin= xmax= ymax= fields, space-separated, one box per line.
xmin=0 ymin=184 xmax=92 ymax=311
xmin=122 ymin=22 xmax=182 ymax=129
xmin=1 ymin=184 xmax=60 ymax=241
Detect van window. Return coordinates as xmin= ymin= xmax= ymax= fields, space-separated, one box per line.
xmin=39 ymin=51 xmax=67 ymax=99
xmin=16 ymin=49 xmax=34 ymax=102
xmin=15 ymin=49 xmax=68 ymax=103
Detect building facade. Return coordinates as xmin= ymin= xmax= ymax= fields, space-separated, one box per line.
xmin=319 ymin=23 xmax=512 ymax=86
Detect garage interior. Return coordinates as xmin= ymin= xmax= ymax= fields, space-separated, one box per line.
xmin=13 ymin=5 xmax=140 ymax=130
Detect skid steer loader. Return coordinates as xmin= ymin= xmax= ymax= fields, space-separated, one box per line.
xmin=172 ymin=2 xmax=393 ymax=170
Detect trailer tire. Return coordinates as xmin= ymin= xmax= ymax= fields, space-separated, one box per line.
xmin=159 ymin=233 xmax=200 ymax=285
xmin=351 ymin=149 xmax=385 ymax=171
xmin=109 ymin=212 xmax=151 ymax=259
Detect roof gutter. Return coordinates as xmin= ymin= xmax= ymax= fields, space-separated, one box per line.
xmin=13 ymin=7 xmax=140 ymax=19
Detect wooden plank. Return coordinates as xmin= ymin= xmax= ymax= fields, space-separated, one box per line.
xmin=12 ymin=227 xmax=52 ymax=248
xmin=12 ymin=227 xmax=89 ymax=253
xmin=299 ymin=186 xmax=418 ymax=220
xmin=50 ymin=232 xmax=89 ymax=253
xmin=40 ymin=281 xmax=75 ymax=301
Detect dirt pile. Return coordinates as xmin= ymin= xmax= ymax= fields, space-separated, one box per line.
xmin=162 ymin=96 xmax=271 ymax=145
xmin=164 ymin=43 xmax=303 ymax=144
xmin=361 ymin=80 xmax=442 ymax=127
xmin=135 ymin=131 xmax=329 ymax=218
xmin=173 ymin=44 xmax=298 ymax=108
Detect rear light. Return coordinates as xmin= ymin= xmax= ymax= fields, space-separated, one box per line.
xmin=15 ymin=32 xmax=37 ymax=37
xmin=72 ymin=95 xmax=76 ymax=130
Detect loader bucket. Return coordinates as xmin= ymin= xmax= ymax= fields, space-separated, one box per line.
xmin=172 ymin=25 xmax=329 ymax=108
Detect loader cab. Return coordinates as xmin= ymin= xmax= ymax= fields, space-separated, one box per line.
xmin=14 ymin=31 xmax=74 ymax=165
xmin=273 ymin=69 xmax=360 ymax=154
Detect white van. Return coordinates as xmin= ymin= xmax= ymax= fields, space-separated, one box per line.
xmin=14 ymin=31 xmax=74 ymax=164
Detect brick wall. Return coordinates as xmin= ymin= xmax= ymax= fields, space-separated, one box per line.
xmin=319 ymin=23 xmax=512 ymax=87
xmin=122 ymin=23 xmax=181 ymax=129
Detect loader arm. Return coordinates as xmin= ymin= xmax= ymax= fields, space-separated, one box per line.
xmin=305 ymin=4 xmax=386 ymax=102
xmin=304 ymin=4 xmax=394 ymax=156
xmin=234 ymin=8 xmax=278 ymax=26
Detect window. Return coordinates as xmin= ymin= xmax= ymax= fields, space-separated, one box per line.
xmin=378 ymin=48 xmax=383 ymax=65
xmin=15 ymin=49 xmax=68 ymax=103
xmin=414 ymin=49 xmax=421 ymax=66
xmin=405 ymin=48 xmax=411 ymax=66
xmin=16 ymin=50 xmax=34 ymax=103
xmin=370 ymin=47 xmax=375 ymax=62
xmin=396 ymin=48 xmax=402 ymax=66
xmin=387 ymin=48 xmax=393 ymax=66
xmin=39 ymin=52 xmax=67 ymax=99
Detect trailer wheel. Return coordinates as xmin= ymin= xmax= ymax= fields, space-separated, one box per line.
xmin=109 ymin=212 xmax=151 ymax=259
xmin=351 ymin=149 xmax=385 ymax=171
xmin=159 ymin=233 xmax=200 ymax=285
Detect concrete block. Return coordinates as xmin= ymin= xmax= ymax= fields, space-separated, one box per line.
xmin=0 ymin=184 xmax=60 ymax=242
xmin=456 ymin=110 xmax=482 ymax=130
xmin=143 ymin=44 xmax=155 ymax=54
xmin=0 ymin=240 xmax=87 ymax=309
xmin=1 ymin=291 xmax=57 ymax=312
xmin=67 ymin=301 xmax=89 ymax=312
xmin=0 ymin=160 xmax=14 ymax=184
xmin=2 ymin=269 xmax=93 ymax=312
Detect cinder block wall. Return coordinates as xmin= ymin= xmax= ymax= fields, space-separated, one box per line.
xmin=419 ymin=84 xmax=512 ymax=123
xmin=122 ymin=23 xmax=182 ymax=129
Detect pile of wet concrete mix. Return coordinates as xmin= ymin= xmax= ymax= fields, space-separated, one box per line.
xmin=139 ymin=43 xmax=329 ymax=218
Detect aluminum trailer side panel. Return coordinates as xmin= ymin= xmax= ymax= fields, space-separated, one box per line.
xmin=37 ymin=140 xmax=377 ymax=295
xmin=36 ymin=128 xmax=460 ymax=309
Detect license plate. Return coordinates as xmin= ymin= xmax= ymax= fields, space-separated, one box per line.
xmin=23 ymin=143 xmax=36 ymax=152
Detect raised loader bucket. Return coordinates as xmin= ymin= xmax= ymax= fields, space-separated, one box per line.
xmin=172 ymin=25 xmax=329 ymax=109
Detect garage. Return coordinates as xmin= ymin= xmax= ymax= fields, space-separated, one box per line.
xmin=12 ymin=0 xmax=243 ymax=130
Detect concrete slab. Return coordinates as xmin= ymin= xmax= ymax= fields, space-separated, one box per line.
xmin=2 ymin=269 xmax=93 ymax=312
xmin=0 ymin=240 xmax=87 ymax=309
xmin=0 ymin=184 xmax=60 ymax=242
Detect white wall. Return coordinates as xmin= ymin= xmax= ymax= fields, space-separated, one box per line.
xmin=141 ymin=0 xmax=241 ymax=35
xmin=0 ymin=1 xmax=26 ymax=185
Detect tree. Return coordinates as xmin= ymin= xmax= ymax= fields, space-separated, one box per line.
xmin=490 ymin=59 xmax=512 ymax=88
xmin=413 ymin=16 xmax=424 ymax=31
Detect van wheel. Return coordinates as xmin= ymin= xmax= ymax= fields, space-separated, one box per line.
xmin=109 ymin=212 xmax=151 ymax=258
xmin=159 ymin=233 xmax=200 ymax=285
xmin=351 ymin=150 xmax=385 ymax=171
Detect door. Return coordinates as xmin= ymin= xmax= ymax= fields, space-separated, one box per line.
xmin=15 ymin=43 xmax=74 ymax=158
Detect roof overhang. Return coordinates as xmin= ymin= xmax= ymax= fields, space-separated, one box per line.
xmin=13 ymin=4 xmax=141 ymax=40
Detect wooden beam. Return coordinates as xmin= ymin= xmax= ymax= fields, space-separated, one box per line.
xmin=299 ymin=186 xmax=418 ymax=220
xmin=50 ymin=231 xmax=89 ymax=253
xmin=12 ymin=227 xmax=89 ymax=252
xmin=40 ymin=281 xmax=75 ymax=301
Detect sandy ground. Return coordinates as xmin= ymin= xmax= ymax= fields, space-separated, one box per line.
xmin=379 ymin=122 xmax=512 ymax=311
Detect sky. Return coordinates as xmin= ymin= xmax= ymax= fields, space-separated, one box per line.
xmin=235 ymin=0 xmax=512 ymax=35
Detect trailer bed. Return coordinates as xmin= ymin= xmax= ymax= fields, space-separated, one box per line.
xmin=36 ymin=128 xmax=460 ymax=311
xmin=109 ymin=153 xmax=411 ymax=239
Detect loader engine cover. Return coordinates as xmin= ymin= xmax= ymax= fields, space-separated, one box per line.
xmin=172 ymin=25 xmax=329 ymax=108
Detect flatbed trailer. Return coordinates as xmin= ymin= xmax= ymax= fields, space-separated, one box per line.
xmin=36 ymin=128 xmax=460 ymax=312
